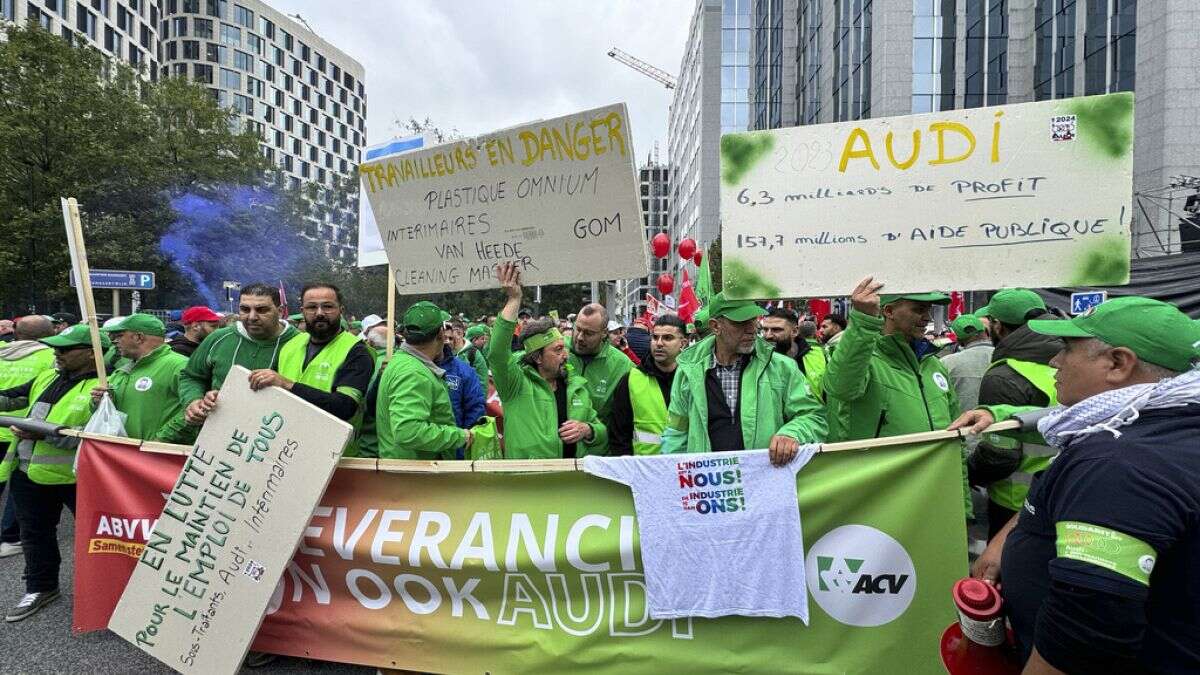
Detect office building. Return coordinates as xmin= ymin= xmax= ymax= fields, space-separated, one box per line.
xmin=665 ymin=0 xmax=751 ymax=280
xmin=747 ymin=0 xmax=1198 ymax=256
xmin=616 ymin=158 xmax=672 ymax=321
xmin=4 ymin=0 xmax=366 ymax=261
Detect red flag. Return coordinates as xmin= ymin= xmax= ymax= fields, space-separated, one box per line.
xmin=677 ymin=270 xmax=699 ymax=323
xmin=948 ymin=291 xmax=965 ymax=321
xmin=808 ymin=298 xmax=832 ymax=326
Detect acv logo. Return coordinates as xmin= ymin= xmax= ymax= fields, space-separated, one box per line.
xmin=805 ymin=524 xmax=916 ymax=627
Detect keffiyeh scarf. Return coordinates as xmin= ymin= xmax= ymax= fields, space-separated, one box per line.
xmin=1037 ymin=369 xmax=1200 ymax=449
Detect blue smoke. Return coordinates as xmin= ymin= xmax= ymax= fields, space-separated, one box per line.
xmin=160 ymin=185 xmax=324 ymax=309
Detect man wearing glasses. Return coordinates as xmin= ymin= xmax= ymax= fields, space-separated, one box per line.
xmin=245 ymin=283 xmax=374 ymax=457
xmin=0 ymin=324 xmax=108 ymax=621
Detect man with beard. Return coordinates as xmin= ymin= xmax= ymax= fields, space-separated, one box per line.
xmin=247 ymin=284 xmax=373 ymax=456
xmin=761 ymin=308 xmax=827 ymax=402
xmin=659 ymin=292 xmax=825 ymax=462
xmin=566 ymin=303 xmax=633 ymax=451
xmin=168 ymin=306 xmax=221 ymax=357
xmin=179 ymin=283 xmax=299 ymax=429
xmin=488 ymin=263 xmax=606 ymax=459
xmin=609 ymin=314 xmax=688 ymax=455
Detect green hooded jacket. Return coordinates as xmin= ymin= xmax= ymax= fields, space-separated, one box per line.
xmin=488 ymin=317 xmax=608 ymax=459
xmin=177 ymin=321 xmax=300 ymax=405
xmin=660 ymin=334 xmax=826 ymax=453
xmin=376 ymin=344 xmax=467 ymax=460
xmin=823 ymin=310 xmax=962 ymax=441
xmin=565 ymin=338 xmax=633 ymax=433
xmin=458 ymin=342 xmax=489 ymax=389
xmin=107 ymin=343 xmax=193 ymax=443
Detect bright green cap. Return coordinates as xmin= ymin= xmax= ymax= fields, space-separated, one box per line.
xmin=707 ymin=292 xmax=767 ymax=322
xmin=465 ymin=325 xmax=487 ymax=340
xmin=288 ymin=313 xmax=304 ymax=322
xmin=1028 ymin=296 xmax=1200 ymax=372
xmin=403 ymin=301 xmax=450 ymax=335
xmin=350 ymin=320 xmax=362 ymax=329
xmin=40 ymin=324 xmax=111 ymax=350
xmin=949 ymin=313 xmax=985 ymax=337
xmin=101 ymin=313 xmax=165 ymax=337
xmin=880 ymin=291 xmax=951 ymax=308
xmin=978 ymin=289 xmax=1045 ymax=325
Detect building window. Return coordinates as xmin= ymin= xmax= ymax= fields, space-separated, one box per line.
xmin=219 ymin=23 xmax=239 ymax=46
xmin=1035 ymin=0 xmax=1078 ymax=100
xmin=193 ymin=63 xmax=213 ymax=83
xmin=104 ymin=25 xmax=123 ymax=53
xmin=27 ymin=3 xmax=51 ymax=29
xmin=832 ymin=0 xmax=872 ymax=122
xmin=233 ymin=49 xmax=252 ymax=70
xmin=92 ymin=0 xmax=110 ymax=18
xmin=76 ymin=7 xmax=97 ymax=39
xmin=246 ymin=32 xmax=262 ymax=55
xmin=182 ymin=39 xmax=199 ymax=59
xmin=193 ymin=17 xmax=212 ymax=39
xmin=205 ymin=0 xmax=224 ymax=18
xmin=1 ymin=0 xmax=14 ymax=21
xmin=232 ymin=3 xmax=251 ymax=27
xmin=232 ymin=93 xmax=253 ymax=115
xmin=720 ymin=0 xmax=751 ymax=134
xmin=1083 ymin=0 xmax=1135 ymax=95
xmin=182 ymin=0 xmax=198 ymax=12
xmin=205 ymin=41 xmax=223 ymax=63
xmin=913 ymin=0 xmax=956 ymax=113
xmin=259 ymin=16 xmax=273 ymax=38
xmin=219 ymin=67 xmax=240 ymax=89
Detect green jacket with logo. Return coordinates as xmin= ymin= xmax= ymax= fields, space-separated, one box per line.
xmin=178 ymin=322 xmax=300 ymax=405
xmin=0 ymin=341 xmax=56 ymax=447
xmin=459 ymin=343 xmax=489 ymax=389
xmin=107 ymin=344 xmax=192 ymax=443
xmin=565 ymin=339 xmax=633 ymax=436
xmin=660 ymin=334 xmax=826 ymax=454
xmin=0 ymin=368 xmax=98 ymax=485
xmin=376 ymin=346 xmax=467 ymax=460
xmin=823 ymin=310 xmax=962 ymax=441
xmin=489 ymin=317 xmax=608 ymax=459
xmin=823 ymin=310 xmax=967 ymax=514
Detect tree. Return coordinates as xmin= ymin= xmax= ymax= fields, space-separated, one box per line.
xmin=0 ymin=24 xmax=267 ymax=315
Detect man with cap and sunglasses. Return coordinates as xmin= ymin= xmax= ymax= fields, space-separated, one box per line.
xmin=0 ymin=325 xmax=108 ymax=621
xmin=951 ymin=297 xmax=1200 ymax=673
xmin=658 ymin=291 xmax=825 ymax=463
xmin=376 ymin=300 xmax=474 ymax=460
xmin=169 ymin=306 xmax=221 ymax=358
xmin=91 ymin=314 xmax=192 ymax=443
xmin=821 ymin=277 xmax=968 ymax=514
xmin=971 ymin=288 xmax=1064 ymax=542
xmin=488 ymin=263 xmax=607 ymax=459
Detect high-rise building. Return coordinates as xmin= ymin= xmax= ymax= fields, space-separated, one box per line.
xmin=666 ymin=0 xmax=752 ymax=280
xmin=4 ymin=0 xmax=366 ymax=262
xmin=747 ymin=0 xmax=1198 ymax=256
xmin=616 ymin=157 xmax=671 ymax=321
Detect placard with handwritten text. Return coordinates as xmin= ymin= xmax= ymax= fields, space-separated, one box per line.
xmin=719 ymin=93 xmax=1134 ymax=298
xmin=360 ymin=104 xmax=649 ymax=294
xmin=108 ymin=366 xmax=351 ymax=674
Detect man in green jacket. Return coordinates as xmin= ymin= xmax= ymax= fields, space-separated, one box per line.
xmin=93 ymin=314 xmax=192 ymax=443
xmin=660 ymin=292 xmax=826 ymax=464
xmin=566 ymin=302 xmax=633 ymax=447
xmin=376 ymin=301 xmax=471 ymax=460
xmin=458 ymin=323 xmax=490 ymax=388
xmin=489 ymin=263 xmax=607 ymax=459
xmin=179 ymin=283 xmax=299 ymax=428
xmin=822 ymin=277 xmax=967 ymax=514
xmin=0 ymin=315 xmax=56 ymax=557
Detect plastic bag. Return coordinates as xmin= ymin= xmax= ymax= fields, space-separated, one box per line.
xmin=468 ymin=416 xmax=502 ymax=461
xmin=84 ymin=393 xmax=127 ymax=437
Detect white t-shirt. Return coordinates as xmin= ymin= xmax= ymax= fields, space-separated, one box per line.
xmin=583 ymin=447 xmax=817 ymax=621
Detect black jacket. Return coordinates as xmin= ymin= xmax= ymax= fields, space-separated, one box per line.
xmin=167 ymin=335 xmax=200 ymax=358
xmin=978 ymin=313 xmax=1063 ymax=408
xmin=608 ymin=357 xmax=676 ymax=456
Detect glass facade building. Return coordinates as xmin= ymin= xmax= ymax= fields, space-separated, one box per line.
xmin=721 ymin=0 xmax=751 ymax=134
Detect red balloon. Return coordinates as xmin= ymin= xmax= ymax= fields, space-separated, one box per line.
xmin=678 ymin=238 xmax=697 ymax=261
xmin=692 ymin=251 xmax=703 ymax=266
xmin=657 ymin=273 xmax=675 ymax=295
xmin=651 ymin=232 xmax=670 ymax=259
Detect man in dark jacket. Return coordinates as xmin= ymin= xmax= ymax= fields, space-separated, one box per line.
xmin=609 ymin=314 xmax=687 ymax=455
xmin=168 ymin=306 xmax=220 ymax=357
xmin=972 ymin=289 xmax=1063 ymax=539
xmin=951 ymin=296 xmax=1200 ymax=674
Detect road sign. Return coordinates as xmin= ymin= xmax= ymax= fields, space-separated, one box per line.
xmin=69 ymin=269 xmax=155 ymax=290
xmin=1070 ymin=291 xmax=1107 ymax=315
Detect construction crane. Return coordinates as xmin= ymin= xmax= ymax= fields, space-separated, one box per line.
xmin=607 ymin=48 xmax=677 ymax=89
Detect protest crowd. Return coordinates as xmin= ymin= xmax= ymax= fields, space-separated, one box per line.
xmin=0 ymin=255 xmax=1197 ymax=674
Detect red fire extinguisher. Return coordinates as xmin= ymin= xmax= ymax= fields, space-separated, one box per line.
xmin=939 ymin=578 xmax=1022 ymax=674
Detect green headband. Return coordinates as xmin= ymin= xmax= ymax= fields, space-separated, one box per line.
xmin=523 ymin=328 xmax=563 ymax=353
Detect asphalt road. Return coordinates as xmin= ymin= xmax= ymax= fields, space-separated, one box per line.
xmin=0 ymin=486 xmax=373 ymax=674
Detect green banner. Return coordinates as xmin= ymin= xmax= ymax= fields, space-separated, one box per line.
xmin=242 ymin=439 xmax=968 ymax=672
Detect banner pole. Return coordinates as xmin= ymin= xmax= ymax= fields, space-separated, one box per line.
xmin=62 ymin=197 xmax=108 ymax=389
xmin=385 ymin=265 xmax=396 ymax=360
xmin=112 ymin=289 xmax=119 ymax=317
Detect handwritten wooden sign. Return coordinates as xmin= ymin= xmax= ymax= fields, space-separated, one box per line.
xmin=719 ymin=93 xmax=1134 ymax=298
xmin=359 ymin=103 xmax=649 ymax=295
xmin=108 ymin=366 xmax=350 ymax=674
